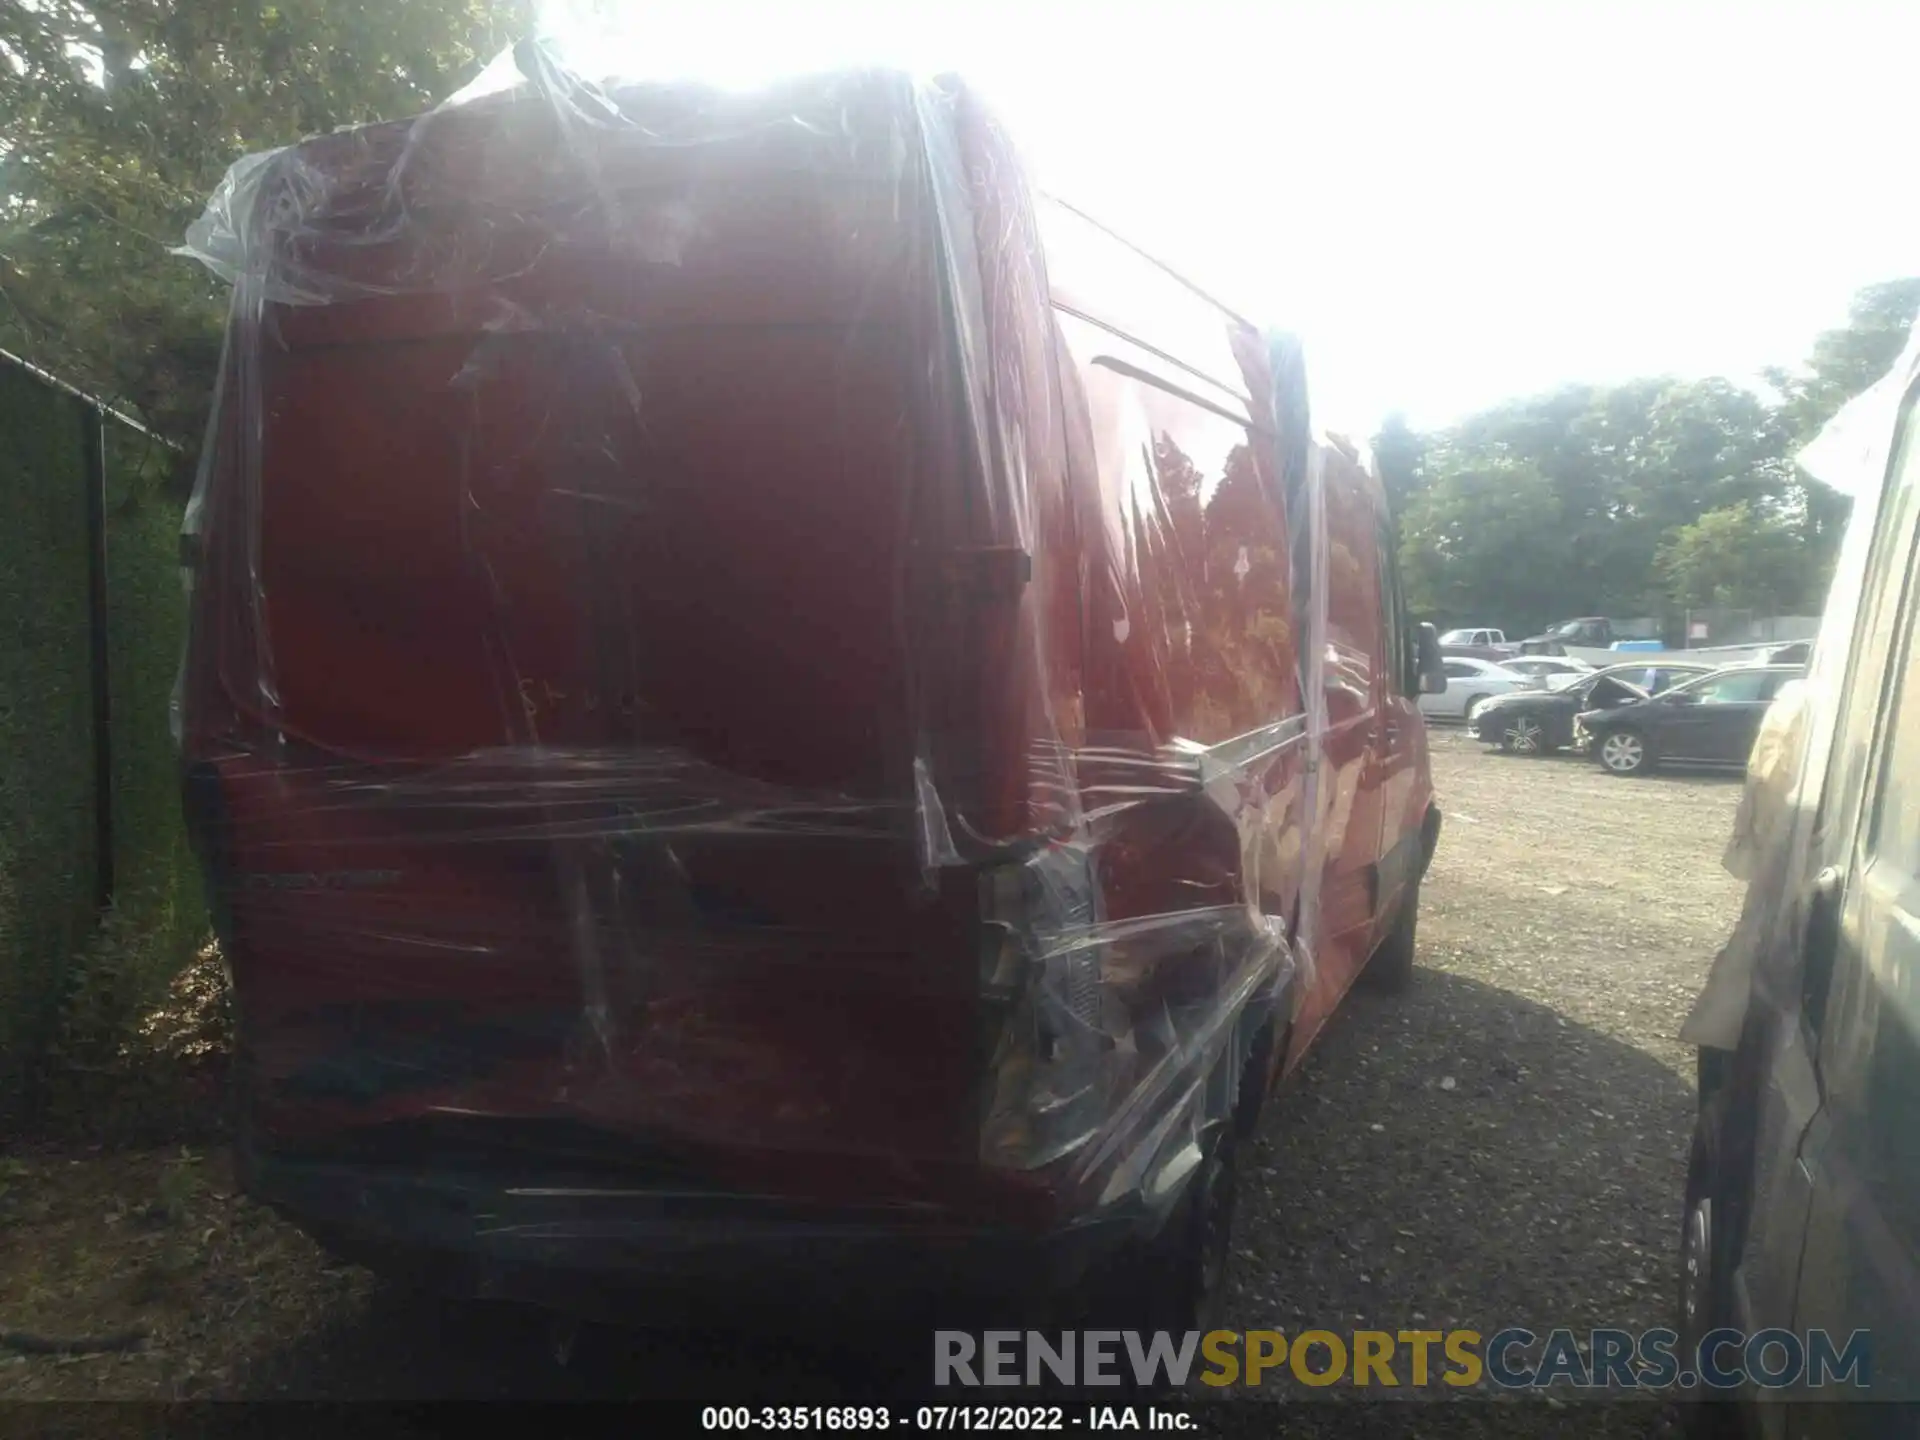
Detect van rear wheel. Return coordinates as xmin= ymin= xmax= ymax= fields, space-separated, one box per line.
xmin=1362 ymin=875 xmax=1421 ymax=992
xmin=1072 ymin=1120 xmax=1239 ymax=1348
xmin=1130 ymin=1122 xmax=1238 ymax=1340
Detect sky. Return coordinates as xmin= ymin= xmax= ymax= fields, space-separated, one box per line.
xmin=533 ymin=0 xmax=1920 ymax=438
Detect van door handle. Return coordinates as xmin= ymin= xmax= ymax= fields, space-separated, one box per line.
xmin=1802 ymin=865 xmax=1843 ymax=1035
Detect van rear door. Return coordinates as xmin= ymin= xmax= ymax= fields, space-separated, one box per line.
xmin=183 ymin=77 xmax=1018 ymax=1190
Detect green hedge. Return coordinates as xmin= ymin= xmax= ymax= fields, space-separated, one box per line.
xmin=104 ymin=422 xmax=203 ymax=986
xmin=0 ymin=360 xmax=205 ymax=1123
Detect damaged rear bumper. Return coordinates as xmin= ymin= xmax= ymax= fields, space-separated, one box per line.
xmin=243 ymin=1148 xmax=1136 ymax=1323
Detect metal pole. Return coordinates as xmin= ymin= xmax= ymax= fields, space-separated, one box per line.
xmin=82 ymin=402 xmax=114 ymax=910
xmin=0 ymin=346 xmax=157 ymax=441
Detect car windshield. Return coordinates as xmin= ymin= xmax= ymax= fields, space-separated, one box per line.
xmin=1547 ymin=620 xmax=1588 ymax=637
xmin=1440 ymin=630 xmax=1476 ymax=644
xmin=1580 ymin=672 xmax=1650 ymax=702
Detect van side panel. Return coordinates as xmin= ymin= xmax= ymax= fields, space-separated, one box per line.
xmin=1374 ymin=505 xmax=1436 ymax=933
xmin=911 ymin=87 xmax=1085 ymax=848
xmin=1042 ymin=200 xmax=1310 ymax=992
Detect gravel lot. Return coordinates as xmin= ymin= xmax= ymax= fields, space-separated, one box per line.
xmin=1215 ymin=725 xmax=1745 ymax=1434
xmin=2 ymin=726 xmax=1745 ymax=1430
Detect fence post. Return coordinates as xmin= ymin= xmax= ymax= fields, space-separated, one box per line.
xmin=82 ymin=400 xmax=114 ymax=910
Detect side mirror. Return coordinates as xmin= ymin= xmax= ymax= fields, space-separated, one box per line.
xmin=1417 ymin=623 xmax=1447 ymax=695
xmin=1665 ymin=691 xmax=1698 ymax=706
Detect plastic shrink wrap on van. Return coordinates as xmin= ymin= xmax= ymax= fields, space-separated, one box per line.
xmin=173 ymin=36 xmax=1330 ymax=1262
xmin=1682 ymin=320 xmax=1920 ymax=1050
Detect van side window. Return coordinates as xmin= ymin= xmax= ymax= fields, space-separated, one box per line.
xmin=1869 ymin=652 xmax=1920 ymax=870
xmin=1321 ymin=451 xmax=1380 ymax=707
xmin=1072 ymin=348 xmax=1295 ymax=745
xmin=1821 ymin=397 xmax=1920 ymax=861
xmin=1867 ymin=546 xmax=1920 ymax=871
xmin=1376 ymin=521 xmax=1410 ymax=697
xmin=1839 ymin=399 xmax=1920 ymax=1228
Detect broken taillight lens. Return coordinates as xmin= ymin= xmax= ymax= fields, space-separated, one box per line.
xmin=976 ymin=843 xmax=1111 ymax=1172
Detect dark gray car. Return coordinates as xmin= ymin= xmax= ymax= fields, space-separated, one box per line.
xmin=1468 ymin=661 xmax=1713 ymax=754
xmin=1577 ymin=665 xmax=1805 ymax=777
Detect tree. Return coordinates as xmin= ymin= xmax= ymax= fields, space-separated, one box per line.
xmin=1371 ymin=411 xmax=1424 ymax=518
xmin=1397 ymin=375 xmax=1798 ymax=630
xmin=1397 ymin=456 xmax=1571 ymax=634
xmin=1764 ymin=277 xmax=1920 ymax=580
xmin=1657 ymin=502 xmax=1811 ymax=616
xmin=0 ymin=0 xmax=530 ymax=454
xmin=1768 ymin=279 xmax=1920 ymax=446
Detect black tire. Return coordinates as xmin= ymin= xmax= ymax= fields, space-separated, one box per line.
xmin=1234 ymin=1021 xmax=1277 ymax=1140
xmin=1362 ymin=873 xmax=1421 ymax=992
xmin=1073 ymin=1121 xmax=1240 ymax=1356
xmin=1595 ymin=726 xmax=1654 ymax=776
xmin=1133 ymin=1120 xmax=1239 ymax=1339
xmin=1678 ymin=1102 xmax=1745 ymax=1437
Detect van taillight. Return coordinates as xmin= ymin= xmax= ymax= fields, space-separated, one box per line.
xmin=977 ymin=843 xmax=1110 ymax=1171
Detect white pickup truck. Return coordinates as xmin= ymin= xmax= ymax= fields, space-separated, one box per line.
xmin=1438 ymin=627 xmax=1518 ymax=661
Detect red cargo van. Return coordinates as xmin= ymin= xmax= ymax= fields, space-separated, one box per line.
xmin=178 ymin=59 xmax=1443 ymax=1331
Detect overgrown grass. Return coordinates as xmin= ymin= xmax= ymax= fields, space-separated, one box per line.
xmin=0 ymin=366 xmax=101 ymax=1123
xmin=40 ymin=900 xmax=229 ymax=1142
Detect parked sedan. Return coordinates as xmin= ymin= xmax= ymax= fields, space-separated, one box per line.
xmin=1418 ymin=657 xmax=1536 ymax=722
xmin=1469 ymin=661 xmax=1716 ymax=754
xmin=1576 ymin=665 xmax=1805 ymax=777
xmin=1499 ymin=655 xmax=1594 ymax=685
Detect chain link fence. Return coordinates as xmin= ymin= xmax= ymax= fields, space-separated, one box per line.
xmin=1679 ymin=608 xmax=1822 ymax=649
xmin=0 ymin=351 xmax=206 ymax=1121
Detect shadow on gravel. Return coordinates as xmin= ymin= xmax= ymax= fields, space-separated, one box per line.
xmin=1219 ymin=967 xmax=1699 ymax=1436
xmin=226 ymin=1285 xmax=949 ymax=1404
